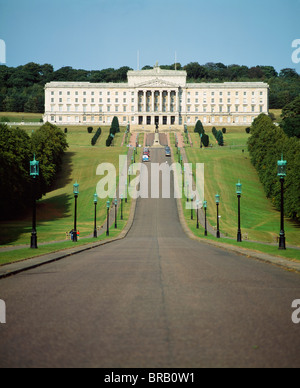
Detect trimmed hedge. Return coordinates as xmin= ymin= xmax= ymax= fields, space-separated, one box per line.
xmin=91 ymin=127 xmax=101 ymax=146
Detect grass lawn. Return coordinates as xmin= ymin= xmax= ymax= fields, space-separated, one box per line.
xmin=0 ymin=125 xmax=137 ymax=248
xmin=0 ymin=112 xmax=43 ymax=122
xmin=171 ymin=127 xmax=300 ymax=250
xmin=183 ymin=211 xmax=300 ymax=261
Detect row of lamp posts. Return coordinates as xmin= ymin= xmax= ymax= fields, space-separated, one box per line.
xmin=29 ymin=153 xmax=127 ymax=247
xmin=29 ymin=153 xmax=287 ymax=250
xmin=179 ymin=150 xmax=287 ymax=249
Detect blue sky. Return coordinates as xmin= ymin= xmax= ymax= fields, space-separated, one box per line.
xmin=0 ymin=0 xmax=299 ymax=72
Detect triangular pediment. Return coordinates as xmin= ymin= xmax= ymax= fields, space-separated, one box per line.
xmin=135 ymin=78 xmax=180 ymax=89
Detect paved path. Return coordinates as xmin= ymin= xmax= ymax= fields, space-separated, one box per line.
xmin=0 ymin=148 xmax=299 ymax=368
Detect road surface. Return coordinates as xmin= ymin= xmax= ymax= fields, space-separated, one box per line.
xmin=0 ymin=148 xmax=299 ymax=368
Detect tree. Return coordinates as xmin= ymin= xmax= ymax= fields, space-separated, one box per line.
xmin=184 ymin=62 xmax=207 ymax=80
xmin=280 ymin=96 xmax=300 ymax=138
xmin=31 ymin=122 xmax=68 ymax=198
xmin=111 ymin=116 xmax=120 ymax=134
xmin=0 ymin=124 xmax=32 ymax=219
xmin=216 ymin=130 xmax=224 ymax=146
xmin=248 ymin=114 xmax=300 ymax=220
xmin=202 ymin=133 xmax=210 ymax=147
xmin=194 ymin=120 xmax=204 ymax=135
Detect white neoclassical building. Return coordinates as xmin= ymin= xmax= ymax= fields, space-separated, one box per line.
xmin=44 ymin=66 xmax=269 ymax=129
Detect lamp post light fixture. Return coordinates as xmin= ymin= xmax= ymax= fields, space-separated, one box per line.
xmin=114 ymin=198 xmax=118 ymax=229
xmin=277 ymin=155 xmax=287 ymax=250
xmin=236 ymin=180 xmax=242 ymax=243
xmin=73 ymin=181 xmax=79 ymax=242
xmin=106 ymin=200 xmax=110 ymax=236
xmin=203 ymin=200 xmax=208 ymax=236
xmin=215 ymin=194 xmax=220 ymax=238
xmin=93 ymin=193 xmax=98 ymax=238
xmin=30 ymin=155 xmax=39 ymax=249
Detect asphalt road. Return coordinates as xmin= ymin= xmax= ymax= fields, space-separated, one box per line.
xmin=0 ymin=148 xmax=299 ymax=368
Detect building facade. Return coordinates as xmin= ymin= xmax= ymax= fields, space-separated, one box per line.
xmin=44 ymin=66 xmax=269 ymax=128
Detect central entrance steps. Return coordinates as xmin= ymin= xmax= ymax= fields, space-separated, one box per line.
xmin=130 ymin=125 xmax=184 ymax=133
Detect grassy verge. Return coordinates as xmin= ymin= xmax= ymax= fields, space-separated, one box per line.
xmin=171 ymin=127 xmax=300 ymax=261
xmin=181 ymin=197 xmax=300 ymax=261
xmin=0 ymin=130 xmax=142 ymax=265
xmin=0 ymin=126 xmax=133 ymax=244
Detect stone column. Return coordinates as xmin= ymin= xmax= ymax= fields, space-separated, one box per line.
xmin=143 ymin=90 xmax=146 ymax=113
xmin=152 ymin=91 xmax=155 ymax=112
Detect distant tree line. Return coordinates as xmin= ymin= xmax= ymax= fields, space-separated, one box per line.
xmin=248 ymin=111 xmax=300 ymax=221
xmin=0 ymin=122 xmax=68 ymax=220
xmin=0 ymin=62 xmax=299 ymax=113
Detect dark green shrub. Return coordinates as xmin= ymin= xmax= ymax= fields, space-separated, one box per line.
xmin=91 ymin=127 xmax=101 ymax=145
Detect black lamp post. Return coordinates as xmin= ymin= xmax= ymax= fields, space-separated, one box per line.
xmin=277 ymin=155 xmax=287 ymax=250
xmin=203 ymin=200 xmax=208 ymax=236
xmin=236 ymin=180 xmax=242 ymax=242
xmin=191 ymin=196 xmax=194 ymax=220
xmin=73 ymin=181 xmax=79 ymax=242
xmin=114 ymin=198 xmax=118 ymax=229
xmin=186 ymin=181 xmax=189 ymax=202
xmin=30 ymin=155 xmax=39 ymax=249
xmin=125 ymin=182 xmax=128 ymax=203
xmin=215 ymin=194 xmax=220 ymax=238
xmin=106 ymin=200 xmax=110 ymax=236
xmin=196 ymin=200 xmax=200 ymax=229
xmin=93 ymin=193 xmax=98 ymax=238
xmin=121 ymin=195 xmax=124 ymax=220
